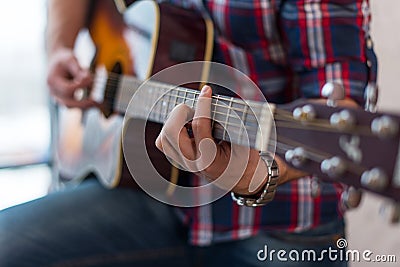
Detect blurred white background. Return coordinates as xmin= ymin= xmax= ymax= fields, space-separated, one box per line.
xmin=0 ymin=0 xmax=398 ymax=266
xmin=346 ymin=1 xmax=400 ymax=266
xmin=0 ymin=0 xmax=51 ymax=209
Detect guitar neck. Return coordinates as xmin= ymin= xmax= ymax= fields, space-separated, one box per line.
xmin=95 ymin=69 xmax=400 ymax=202
xmin=113 ymin=74 xmax=274 ymax=151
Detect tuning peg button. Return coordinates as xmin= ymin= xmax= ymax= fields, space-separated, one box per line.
xmin=361 ymin=168 xmax=388 ymax=191
xmin=321 ymin=82 xmax=345 ymax=107
xmin=321 ymin=157 xmax=346 ymax=178
xmin=364 ymin=82 xmax=378 ymax=112
xmin=311 ymin=177 xmax=321 ymax=198
xmin=341 ymin=186 xmax=363 ymax=209
xmin=293 ymin=105 xmax=316 ymax=122
xmin=285 ymin=147 xmax=307 ymax=167
xmin=371 ymin=116 xmax=399 ymax=138
xmin=330 ymin=110 xmax=356 ymax=130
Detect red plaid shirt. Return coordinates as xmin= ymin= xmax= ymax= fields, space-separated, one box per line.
xmin=166 ymin=0 xmax=377 ymax=246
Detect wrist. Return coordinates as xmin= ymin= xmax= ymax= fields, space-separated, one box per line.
xmin=47 ymin=45 xmax=74 ymax=59
xmin=231 ymin=154 xmax=279 ymax=207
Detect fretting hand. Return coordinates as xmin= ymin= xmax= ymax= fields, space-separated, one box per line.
xmin=156 ymin=85 xmax=306 ymax=195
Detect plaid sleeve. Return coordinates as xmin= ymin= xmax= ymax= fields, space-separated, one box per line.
xmin=280 ymin=0 xmax=376 ymax=105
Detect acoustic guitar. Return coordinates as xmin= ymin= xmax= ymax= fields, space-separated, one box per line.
xmin=56 ymin=0 xmax=213 ymax=188
xmin=56 ymin=1 xmax=400 ymax=207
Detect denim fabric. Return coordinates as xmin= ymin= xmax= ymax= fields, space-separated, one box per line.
xmin=0 ymin=179 xmax=346 ymax=267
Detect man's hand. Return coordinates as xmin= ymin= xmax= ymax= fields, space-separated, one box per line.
xmin=47 ymin=48 xmax=95 ymax=109
xmin=155 ymin=85 xmax=306 ymax=195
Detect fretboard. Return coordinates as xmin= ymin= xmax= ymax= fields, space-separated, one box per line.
xmin=114 ymin=75 xmax=275 ymax=151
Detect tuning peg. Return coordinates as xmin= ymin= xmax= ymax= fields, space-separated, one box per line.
xmin=320 ymin=156 xmax=347 ymax=178
xmin=341 ymin=186 xmax=363 ymax=209
xmin=379 ymin=201 xmax=400 ymax=224
xmin=364 ymin=82 xmax=378 ymax=112
xmin=371 ymin=115 xmax=399 ymax=139
xmin=292 ymin=105 xmax=316 ymax=122
xmin=310 ymin=177 xmax=321 ymax=198
xmin=285 ymin=147 xmax=307 ymax=167
xmin=361 ymin=168 xmax=388 ymax=192
xmin=330 ymin=109 xmax=356 ymax=130
xmin=321 ymin=82 xmax=345 ymax=107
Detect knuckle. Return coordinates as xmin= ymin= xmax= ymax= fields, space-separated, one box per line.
xmin=155 ymin=136 xmax=162 ymax=151
xmin=191 ymin=118 xmax=201 ymax=131
xmin=163 ymin=122 xmax=176 ymax=136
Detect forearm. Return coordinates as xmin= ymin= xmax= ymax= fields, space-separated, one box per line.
xmin=46 ymin=0 xmax=91 ymax=56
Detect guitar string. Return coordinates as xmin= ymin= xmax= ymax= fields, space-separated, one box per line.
xmin=93 ymin=72 xmax=267 ymax=109
xmin=130 ymin=88 xmax=373 ymax=177
xmin=276 ymin=137 xmax=367 ymax=176
xmin=105 ymin=86 xmax=376 ymax=140
xmin=93 ymin=72 xmax=382 ymax=182
xmin=139 ymin=93 xmax=375 ymax=137
xmin=91 ymin=72 xmax=376 ymax=137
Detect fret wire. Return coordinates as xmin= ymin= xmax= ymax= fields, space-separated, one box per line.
xmin=164 ymin=85 xmax=174 ymax=121
xmin=190 ymin=89 xmax=196 ymax=109
xmin=165 ymin=88 xmax=172 ymax=122
xmin=222 ymin=97 xmax=234 ymax=141
xmin=157 ymin=87 xmax=163 ymax=123
xmin=188 ymin=90 xmax=192 ymax=107
xmin=184 ymin=88 xmax=188 ymax=108
xmin=211 ymin=96 xmax=218 ymax=129
xmin=173 ymin=88 xmax=179 ymax=108
xmin=156 ymin=91 xmax=163 ymax=122
xmin=149 ymin=88 xmax=155 ymax=120
xmin=238 ymin=104 xmax=248 ymax=145
xmin=148 ymin=85 xmax=155 ymax=120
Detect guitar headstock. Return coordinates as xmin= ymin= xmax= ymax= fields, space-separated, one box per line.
xmin=275 ymin=99 xmax=400 ymax=202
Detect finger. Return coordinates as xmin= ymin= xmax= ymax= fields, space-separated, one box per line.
xmin=157 ymin=128 xmax=196 ymax=171
xmin=50 ymin=75 xmax=80 ymax=98
xmin=64 ymin=56 xmax=82 ymax=77
xmin=191 ymin=85 xmax=218 ymax=172
xmin=48 ymin=61 xmax=91 ymax=99
xmin=64 ymin=56 xmax=92 ymax=87
xmin=50 ymin=77 xmax=96 ymax=109
xmin=192 ymin=85 xmax=213 ymax=146
xmin=156 ymin=104 xmax=196 ymax=164
xmin=155 ymin=134 xmax=163 ymax=151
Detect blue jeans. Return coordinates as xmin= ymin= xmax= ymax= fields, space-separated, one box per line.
xmin=0 ymin=179 xmax=347 ymax=267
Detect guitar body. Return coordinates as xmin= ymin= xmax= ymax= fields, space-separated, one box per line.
xmin=56 ymin=1 xmax=213 ymax=188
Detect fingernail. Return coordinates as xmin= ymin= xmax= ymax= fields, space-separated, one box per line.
xmin=200 ymin=85 xmax=211 ymax=96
